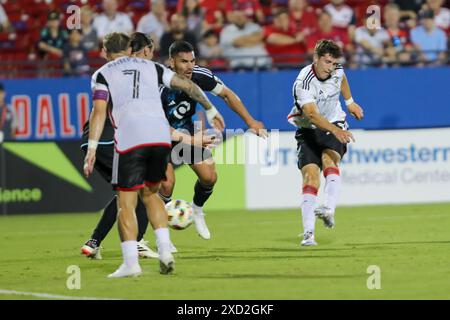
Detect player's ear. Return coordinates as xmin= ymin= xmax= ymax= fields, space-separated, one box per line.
xmin=126 ymin=47 xmax=132 ymax=55
xmin=313 ymin=53 xmax=318 ymax=64
xmin=169 ymin=57 xmax=175 ymax=69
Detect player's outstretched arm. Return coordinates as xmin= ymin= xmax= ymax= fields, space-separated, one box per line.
xmin=218 ymin=86 xmax=267 ymax=137
xmin=170 ymin=74 xmax=225 ymax=131
xmin=302 ymin=103 xmax=355 ymax=144
xmin=341 ymin=75 xmax=364 ymax=120
xmin=170 ymin=127 xmax=217 ymax=148
xmin=84 ymin=100 xmax=107 ymax=177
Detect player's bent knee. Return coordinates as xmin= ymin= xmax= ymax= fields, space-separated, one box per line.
xmin=200 ymin=172 xmax=217 ymax=186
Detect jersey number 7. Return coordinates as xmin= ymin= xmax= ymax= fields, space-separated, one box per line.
xmin=122 ymin=69 xmax=141 ymax=99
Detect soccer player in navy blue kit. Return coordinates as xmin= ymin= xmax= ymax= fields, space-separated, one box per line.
xmin=159 ymin=41 xmax=267 ymax=240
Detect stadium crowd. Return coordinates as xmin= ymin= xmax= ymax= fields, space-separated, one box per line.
xmin=0 ymin=0 xmax=449 ymax=77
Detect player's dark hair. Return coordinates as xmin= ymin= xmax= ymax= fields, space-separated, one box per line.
xmin=130 ymin=32 xmax=154 ymax=53
xmin=169 ymin=41 xmax=194 ymax=58
xmin=103 ymin=32 xmax=131 ymax=54
xmin=314 ymin=39 xmax=343 ymax=59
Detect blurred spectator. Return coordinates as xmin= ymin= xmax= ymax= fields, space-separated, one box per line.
xmin=37 ymin=11 xmax=68 ymax=58
xmin=187 ymin=0 xmax=225 ymax=32
xmin=80 ymin=6 xmax=99 ymax=51
xmin=225 ymin=0 xmax=265 ymax=25
xmin=159 ymin=14 xmax=199 ymax=62
xmin=288 ymin=0 xmax=318 ymax=37
xmin=306 ymin=11 xmax=352 ymax=56
xmin=63 ymin=29 xmax=90 ymax=76
xmin=323 ymin=0 xmax=356 ymax=39
xmin=179 ymin=0 xmax=207 ymax=40
xmin=263 ymin=9 xmax=307 ymax=65
xmin=424 ymin=0 xmax=450 ymax=32
xmin=0 ymin=4 xmax=10 ymax=33
xmin=220 ymin=8 xmax=271 ymax=69
xmin=93 ymin=0 xmax=134 ymax=40
xmin=394 ymin=0 xmax=425 ymax=29
xmin=137 ymin=0 xmax=169 ymax=49
xmin=199 ymin=29 xmax=223 ymax=59
xmin=354 ymin=15 xmax=390 ymax=66
xmin=384 ymin=3 xmax=414 ymax=65
xmin=0 ymin=83 xmax=16 ymax=143
xmin=198 ymin=30 xmax=227 ymax=67
xmin=411 ymin=10 xmax=447 ymax=65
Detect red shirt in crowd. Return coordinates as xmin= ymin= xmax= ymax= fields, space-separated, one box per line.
xmin=264 ymin=25 xmax=307 ymax=63
xmin=289 ymin=7 xmax=318 ymax=37
xmin=225 ymin=0 xmax=262 ymax=20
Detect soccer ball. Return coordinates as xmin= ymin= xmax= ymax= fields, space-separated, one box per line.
xmin=166 ymin=199 xmax=194 ymax=230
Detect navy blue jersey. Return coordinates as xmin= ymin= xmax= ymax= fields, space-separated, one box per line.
xmin=161 ymin=66 xmax=223 ymax=135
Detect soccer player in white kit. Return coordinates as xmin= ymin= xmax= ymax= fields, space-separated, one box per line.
xmin=84 ymin=32 xmax=224 ymax=277
xmin=288 ymin=39 xmax=364 ymax=246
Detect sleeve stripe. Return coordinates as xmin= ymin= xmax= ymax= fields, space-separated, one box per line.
xmin=193 ymin=69 xmax=214 ymax=78
xmin=302 ymin=71 xmax=314 ymax=90
xmin=194 ymin=66 xmax=213 ymax=75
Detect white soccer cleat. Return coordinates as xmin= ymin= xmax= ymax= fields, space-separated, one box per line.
xmin=137 ymin=239 xmax=159 ymax=259
xmin=301 ymin=231 xmax=318 ymax=246
xmin=159 ymin=249 xmax=175 ymax=275
xmin=81 ymin=239 xmax=102 ymax=260
xmin=192 ymin=210 xmax=211 ymax=240
xmin=107 ymin=263 xmax=142 ymax=278
xmin=315 ymin=205 xmax=335 ymax=229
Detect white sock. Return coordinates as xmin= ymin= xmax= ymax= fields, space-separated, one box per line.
xmin=191 ymin=203 xmax=203 ymax=215
xmin=301 ymin=185 xmax=318 ymax=233
xmin=324 ymin=168 xmax=341 ymax=212
xmin=121 ymin=240 xmax=138 ymax=267
xmin=154 ymin=228 xmax=171 ymax=252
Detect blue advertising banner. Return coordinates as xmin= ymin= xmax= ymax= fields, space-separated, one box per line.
xmin=1 ymin=67 xmax=450 ymax=141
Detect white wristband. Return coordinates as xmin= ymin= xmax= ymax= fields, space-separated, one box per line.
xmin=345 ymin=97 xmax=354 ymax=106
xmin=205 ymin=106 xmax=218 ymax=124
xmin=88 ymin=139 xmax=98 ymax=150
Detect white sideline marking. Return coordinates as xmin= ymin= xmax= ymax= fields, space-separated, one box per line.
xmin=0 ymin=289 xmax=119 ymax=300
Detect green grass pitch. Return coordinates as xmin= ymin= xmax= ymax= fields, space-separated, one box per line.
xmin=1 ymin=203 xmax=450 ymax=300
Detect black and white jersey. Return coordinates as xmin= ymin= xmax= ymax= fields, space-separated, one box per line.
xmin=91 ymin=56 xmax=175 ymax=153
xmin=160 ymin=65 xmax=224 ymax=134
xmin=288 ymin=64 xmax=346 ymax=129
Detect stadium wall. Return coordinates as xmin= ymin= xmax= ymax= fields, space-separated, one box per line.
xmin=1 ymin=67 xmax=450 ymax=142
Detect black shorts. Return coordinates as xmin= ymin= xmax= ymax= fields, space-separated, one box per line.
xmin=295 ymin=121 xmax=348 ymax=170
xmin=112 ymin=146 xmax=171 ymax=191
xmin=81 ymin=143 xmax=114 ymax=183
xmin=170 ymin=141 xmax=212 ymax=165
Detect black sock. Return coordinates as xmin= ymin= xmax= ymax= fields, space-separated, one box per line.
xmin=91 ymin=196 xmax=118 ymax=245
xmin=136 ymin=199 xmax=149 ymax=242
xmin=159 ymin=192 xmax=172 ymax=204
xmin=193 ymin=179 xmax=214 ymax=207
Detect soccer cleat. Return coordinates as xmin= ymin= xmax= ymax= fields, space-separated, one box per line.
xmin=81 ymin=239 xmax=102 ymax=260
xmin=137 ymin=239 xmax=159 ymax=259
xmin=315 ymin=205 xmax=335 ymax=229
xmin=159 ymin=248 xmax=175 ymax=275
xmin=301 ymin=231 xmax=318 ymax=246
xmin=192 ymin=210 xmax=211 ymax=240
xmin=107 ymin=263 xmax=142 ymax=278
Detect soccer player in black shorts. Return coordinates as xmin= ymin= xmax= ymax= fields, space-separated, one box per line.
xmin=84 ymin=32 xmax=219 ymax=277
xmin=80 ymin=33 xmax=216 ymax=260
xmin=158 ymin=41 xmax=267 ymax=240
xmin=288 ymin=39 xmax=364 ymax=246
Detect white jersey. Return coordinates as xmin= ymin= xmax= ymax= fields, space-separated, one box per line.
xmin=288 ymin=64 xmax=346 ymax=129
xmin=91 ymin=56 xmax=175 ymax=153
